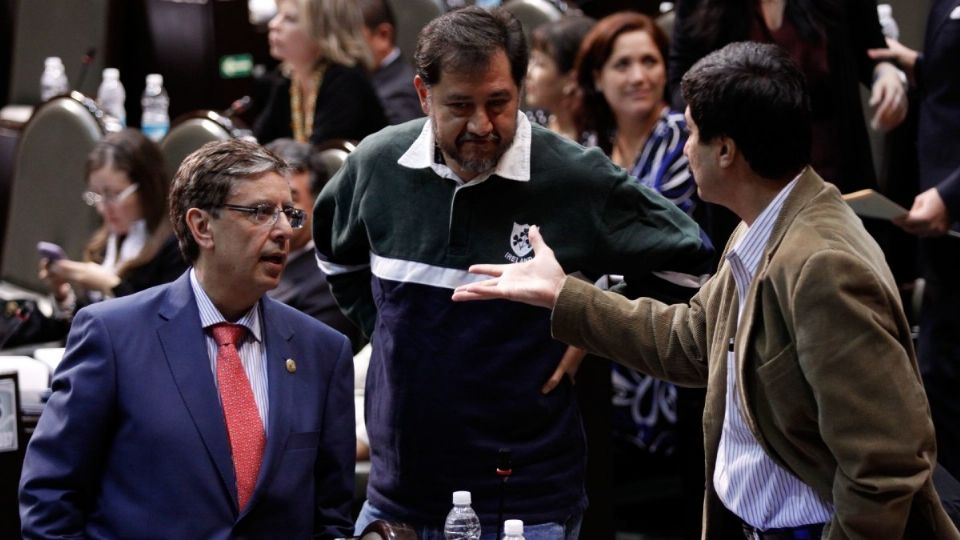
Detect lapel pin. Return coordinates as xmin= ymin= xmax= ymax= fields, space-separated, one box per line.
xmin=285 ymin=358 xmax=297 ymax=373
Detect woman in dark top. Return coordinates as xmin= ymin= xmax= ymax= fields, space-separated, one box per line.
xmin=669 ymin=0 xmax=907 ymax=194
xmin=21 ymin=129 xmax=186 ymax=345
xmin=254 ymin=0 xmax=387 ymax=145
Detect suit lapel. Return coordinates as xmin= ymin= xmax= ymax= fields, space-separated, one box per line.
xmin=157 ymin=273 xmax=237 ymax=508
xmin=240 ymin=297 xmax=296 ymax=516
xmin=733 ymin=169 xmax=825 ymax=442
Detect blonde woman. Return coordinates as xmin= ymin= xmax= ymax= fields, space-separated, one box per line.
xmin=253 ymin=0 xmax=387 ymax=145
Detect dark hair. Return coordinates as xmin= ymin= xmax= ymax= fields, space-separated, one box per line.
xmin=358 ymin=0 xmax=395 ymax=31
xmin=681 ymin=41 xmax=811 ymax=180
xmin=574 ymin=12 xmax=668 ymax=153
xmin=415 ymin=6 xmax=528 ymax=87
xmin=169 ymin=139 xmax=290 ymax=262
xmin=530 ymin=15 xmax=595 ymax=74
xmin=265 ymin=138 xmax=330 ymax=195
xmin=84 ymin=129 xmax=170 ymax=274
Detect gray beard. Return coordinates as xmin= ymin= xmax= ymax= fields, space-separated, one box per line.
xmin=432 ymin=118 xmax=513 ymax=176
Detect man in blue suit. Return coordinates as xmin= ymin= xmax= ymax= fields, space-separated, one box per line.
xmin=19 ymin=139 xmax=355 ymax=538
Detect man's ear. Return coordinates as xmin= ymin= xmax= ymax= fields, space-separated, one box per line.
xmin=414 ymin=75 xmax=430 ymax=115
xmin=718 ymin=136 xmax=737 ymax=169
xmin=186 ymin=208 xmax=214 ymax=251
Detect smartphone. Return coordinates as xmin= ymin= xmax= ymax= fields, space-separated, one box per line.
xmin=37 ymin=241 xmax=66 ymax=262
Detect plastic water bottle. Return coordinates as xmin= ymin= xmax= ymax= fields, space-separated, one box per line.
xmin=97 ymin=68 xmax=126 ymax=127
xmin=475 ymin=0 xmax=501 ymax=9
xmin=877 ymin=4 xmax=899 ymax=41
xmin=40 ymin=57 xmax=69 ymax=102
xmin=443 ymin=490 xmax=481 ymax=540
xmin=141 ymin=73 xmax=170 ymax=142
xmin=503 ymin=519 xmax=525 ymax=540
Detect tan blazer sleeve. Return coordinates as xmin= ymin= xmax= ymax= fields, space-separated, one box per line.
xmin=551 ymin=275 xmax=711 ymax=388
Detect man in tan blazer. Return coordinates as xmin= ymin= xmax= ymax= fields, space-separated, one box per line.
xmin=453 ymin=42 xmax=960 ymax=539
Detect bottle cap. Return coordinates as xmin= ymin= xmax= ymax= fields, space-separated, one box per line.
xmin=452 ymin=490 xmax=471 ymax=505
xmin=102 ymin=68 xmax=119 ymax=80
xmin=146 ymin=73 xmax=163 ymax=87
xmin=877 ymin=4 xmax=892 ymax=18
xmin=45 ymin=57 xmax=63 ymax=68
xmin=504 ymin=519 xmax=523 ymax=535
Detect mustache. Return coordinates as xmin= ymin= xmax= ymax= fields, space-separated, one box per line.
xmin=458 ymin=132 xmax=501 ymax=144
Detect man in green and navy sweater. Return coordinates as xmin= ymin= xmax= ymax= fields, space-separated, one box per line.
xmin=314 ymin=7 xmax=712 ymax=539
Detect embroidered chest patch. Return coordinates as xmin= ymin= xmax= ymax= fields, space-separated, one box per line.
xmin=505 ymin=222 xmax=533 ymax=262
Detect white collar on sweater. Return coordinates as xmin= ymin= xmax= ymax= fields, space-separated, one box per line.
xmin=397 ymin=110 xmax=531 ymax=185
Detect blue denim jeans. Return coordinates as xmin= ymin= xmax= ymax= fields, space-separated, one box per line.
xmin=354 ymin=500 xmax=583 ymax=540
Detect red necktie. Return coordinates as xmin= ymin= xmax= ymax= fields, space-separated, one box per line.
xmin=211 ymin=323 xmax=265 ymax=511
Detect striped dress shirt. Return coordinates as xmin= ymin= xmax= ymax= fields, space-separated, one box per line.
xmin=714 ymin=173 xmax=834 ymax=529
xmin=189 ymin=269 xmax=270 ymax=430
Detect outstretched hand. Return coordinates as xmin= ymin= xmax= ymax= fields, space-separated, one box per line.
xmin=451 ymin=225 xmax=566 ymax=309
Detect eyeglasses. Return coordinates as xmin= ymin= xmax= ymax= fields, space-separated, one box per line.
xmin=82 ymin=183 xmax=139 ymax=207
xmin=221 ymin=203 xmax=306 ymax=229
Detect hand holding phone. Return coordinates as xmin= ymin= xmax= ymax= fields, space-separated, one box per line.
xmin=37 ymin=241 xmax=67 ymax=262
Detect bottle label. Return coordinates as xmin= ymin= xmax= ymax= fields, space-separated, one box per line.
xmin=142 ymin=124 xmax=169 ymax=142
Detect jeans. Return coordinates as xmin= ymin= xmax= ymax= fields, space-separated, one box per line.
xmin=354 ymin=500 xmax=583 ymax=540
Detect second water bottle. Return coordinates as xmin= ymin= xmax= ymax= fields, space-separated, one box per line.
xmin=141 ymin=73 xmax=169 ymax=142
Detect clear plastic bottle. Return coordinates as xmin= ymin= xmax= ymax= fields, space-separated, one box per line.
xmin=503 ymin=519 xmax=525 ymax=540
xmin=141 ymin=73 xmax=170 ymax=142
xmin=97 ymin=68 xmax=127 ymax=127
xmin=40 ymin=56 xmax=69 ymax=102
xmin=443 ymin=490 xmax=481 ymax=540
xmin=877 ymin=4 xmax=899 ymax=41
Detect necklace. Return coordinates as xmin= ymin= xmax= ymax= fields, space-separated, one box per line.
xmin=290 ymin=65 xmax=325 ymax=143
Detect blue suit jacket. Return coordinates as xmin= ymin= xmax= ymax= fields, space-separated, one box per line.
xmin=19 ymin=272 xmax=355 ymax=539
xmin=917 ymin=0 xmax=960 ymax=214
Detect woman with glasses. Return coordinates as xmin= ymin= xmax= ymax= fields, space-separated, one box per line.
xmin=37 ymin=129 xmax=186 ymax=330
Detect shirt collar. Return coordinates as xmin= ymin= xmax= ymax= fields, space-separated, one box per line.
xmin=189 ymin=268 xmax=262 ymax=342
xmin=727 ymin=172 xmax=802 ymax=277
xmin=379 ymin=47 xmax=401 ymax=69
xmin=397 ymin=110 xmax=531 ymax=184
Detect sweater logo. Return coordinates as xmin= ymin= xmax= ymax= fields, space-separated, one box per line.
xmin=505 ymin=222 xmax=533 ymax=262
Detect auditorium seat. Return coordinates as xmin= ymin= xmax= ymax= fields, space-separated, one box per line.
xmin=386 ymin=0 xmax=444 ymax=63
xmin=502 ymin=0 xmax=562 ymax=43
xmin=314 ymin=139 xmax=357 ymax=178
xmin=160 ymin=110 xmax=243 ymax=182
xmin=1 ymin=92 xmax=105 ymax=293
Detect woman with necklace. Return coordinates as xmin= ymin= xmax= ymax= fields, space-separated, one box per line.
xmin=253 ymin=0 xmax=387 ymax=145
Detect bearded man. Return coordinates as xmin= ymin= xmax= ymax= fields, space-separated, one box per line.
xmin=313 ymin=7 xmax=712 ymax=538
